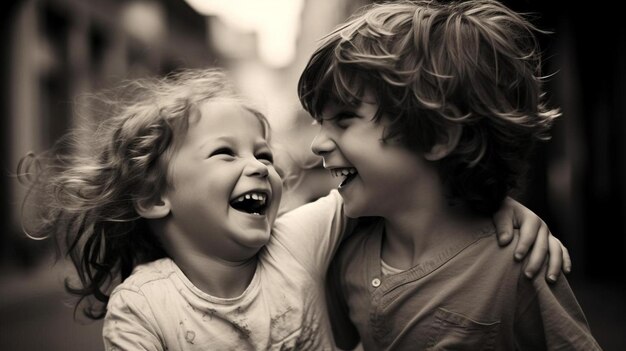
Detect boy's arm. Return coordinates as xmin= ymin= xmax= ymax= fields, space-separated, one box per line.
xmin=493 ymin=197 xmax=571 ymax=282
xmin=514 ymin=264 xmax=602 ymax=350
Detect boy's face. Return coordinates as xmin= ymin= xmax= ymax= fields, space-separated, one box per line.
xmin=163 ymin=99 xmax=282 ymax=261
xmin=311 ymin=93 xmax=431 ymax=218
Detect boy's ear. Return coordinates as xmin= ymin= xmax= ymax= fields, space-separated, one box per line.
xmin=424 ymin=124 xmax=463 ymax=161
xmin=134 ymin=196 xmax=171 ymax=219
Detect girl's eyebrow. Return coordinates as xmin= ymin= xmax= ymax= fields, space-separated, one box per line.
xmin=198 ymin=136 xmax=234 ymax=150
xmin=199 ymin=136 xmax=270 ymax=151
xmin=254 ymin=140 xmax=272 ymax=151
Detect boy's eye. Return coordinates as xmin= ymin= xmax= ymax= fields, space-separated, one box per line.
xmin=333 ymin=112 xmax=357 ymax=128
xmin=209 ymin=147 xmax=235 ymax=158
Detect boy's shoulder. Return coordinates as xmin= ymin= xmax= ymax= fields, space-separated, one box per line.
xmin=463 ymin=227 xmax=521 ymax=262
xmin=337 ymin=224 xmax=520 ymax=268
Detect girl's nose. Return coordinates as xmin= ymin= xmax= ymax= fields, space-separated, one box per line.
xmin=245 ymin=158 xmax=269 ymax=178
xmin=311 ymin=130 xmax=335 ymax=156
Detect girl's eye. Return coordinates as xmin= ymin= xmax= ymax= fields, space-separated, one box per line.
xmin=209 ymin=147 xmax=235 ymax=158
xmin=257 ymin=152 xmax=274 ymax=164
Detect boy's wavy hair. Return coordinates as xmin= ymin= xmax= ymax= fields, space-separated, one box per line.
xmin=298 ymin=0 xmax=560 ymax=214
xmin=18 ymin=68 xmax=271 ymax=319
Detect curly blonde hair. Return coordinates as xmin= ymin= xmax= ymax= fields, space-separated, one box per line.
xmin=298 ymin=0 xmax=560 ymax=214
xmin=18 ymin=68 xmax=271 ymax=319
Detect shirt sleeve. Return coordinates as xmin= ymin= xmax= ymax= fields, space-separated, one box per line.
xmin=272 ymin=190 xmax=349 ymax=278
xmin=103 ymin=289 xmax=164 ymax=351
xmin=514 ymin=263 xmax=602 ymax=350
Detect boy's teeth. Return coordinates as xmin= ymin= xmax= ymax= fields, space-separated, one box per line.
xmin=332 ymin=168 xmax=356 ymax=178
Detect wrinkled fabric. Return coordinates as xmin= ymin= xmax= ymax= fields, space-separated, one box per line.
xmin=104 ymin=191 xmax=346 ymax=351
xmin=328 ymin=221 xmax=602 ymax=351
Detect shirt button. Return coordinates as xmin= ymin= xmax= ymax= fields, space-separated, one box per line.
xmin=371 ymin=278 xmax=381 ymax=287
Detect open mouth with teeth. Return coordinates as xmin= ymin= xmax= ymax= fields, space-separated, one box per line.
xmin=230 ymin=191 xmax=269 ymax=215
xmin=331 ymin=168 xmax=358 ymax=188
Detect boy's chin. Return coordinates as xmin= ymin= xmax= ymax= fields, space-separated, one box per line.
xmin=343 ymin=203 xmax=367 ymax=219
xmin=344 ymin=207 xmax=360 ymax=219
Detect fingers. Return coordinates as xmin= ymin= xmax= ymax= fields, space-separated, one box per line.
xmin=493 ymin=197 xmax=517 ymax=246
xmin=493 ymin=215 xmax=514 ymax=246
xmin=513 ymin=209 xmax=542 ymax=261
xmin=521 ymin=221 xmax=549 ymax=278
xmin=544 ymin=233 xmax=564 ymax=283
xmin=561 ymin=238 xmax=572 ymax=274
xmin=494 ymin=197 xmax=570 ymax=283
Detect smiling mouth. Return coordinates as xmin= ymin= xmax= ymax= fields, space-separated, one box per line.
xmin=230 ymin=191 xmax=269 ymax=215
xmin=331 ymin=168 xmax=358 ymax=188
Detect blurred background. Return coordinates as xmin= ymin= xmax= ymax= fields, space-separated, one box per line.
xmin=1 ymin=0 xmax=624 ymax=350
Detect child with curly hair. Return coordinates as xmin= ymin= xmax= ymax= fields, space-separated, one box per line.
xmin=298 ymin=0 xmax=600 ymax=349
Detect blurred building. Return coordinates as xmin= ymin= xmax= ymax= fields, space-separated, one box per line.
xmin=500 ymin=0 xmax=626 ymax=286
xmin=2 ymin=0 xmax=215 ymax=266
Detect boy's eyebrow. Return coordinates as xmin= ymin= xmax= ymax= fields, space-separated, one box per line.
xmin=322 ymin=107 xmax=361 ymax=120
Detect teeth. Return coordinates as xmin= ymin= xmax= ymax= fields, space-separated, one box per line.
xmin=331 ymin=168 xmax=356 ymax=178
xmin=233 ymin=192 xmax=267 ymax=204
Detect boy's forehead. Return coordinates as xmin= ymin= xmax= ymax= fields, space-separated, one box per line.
xmin=323 ymin=90 xmax=378 ymax=111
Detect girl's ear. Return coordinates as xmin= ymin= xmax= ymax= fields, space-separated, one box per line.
xmin=134 ymin=196 xmax=171 ymax=219
xmin=424 ymin=124 xmax=463 ymax=161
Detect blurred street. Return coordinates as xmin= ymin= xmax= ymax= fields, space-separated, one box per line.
xmin=0 ymin=259 xmax=104 ymax=351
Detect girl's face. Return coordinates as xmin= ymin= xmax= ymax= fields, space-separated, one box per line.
xmin=163 ymin=99 xmax=282 ymax=261
xmin=311 ymin=93 xmax=431 ymax=219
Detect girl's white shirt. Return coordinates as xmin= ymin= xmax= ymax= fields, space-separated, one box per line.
xmin=103 ymin=190 xmax=346 ymax=351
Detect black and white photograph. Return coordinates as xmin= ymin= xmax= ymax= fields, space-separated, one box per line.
xmin=1 ymin=0 xmax=624 ymax=350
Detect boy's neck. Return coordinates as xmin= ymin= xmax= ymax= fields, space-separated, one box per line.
xmin=381 ymin=198 xmax=490 ymax=270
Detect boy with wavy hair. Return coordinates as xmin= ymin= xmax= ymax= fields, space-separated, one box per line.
xmin=298 ymin=0 xmax=600 ymax=349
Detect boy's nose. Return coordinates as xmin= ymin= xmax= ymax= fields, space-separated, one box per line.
xmin=311 ymin=131 xmax=334 ymax=156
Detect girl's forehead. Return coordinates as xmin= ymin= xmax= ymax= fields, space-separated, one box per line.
xmin=193 ymin=99 xmax=270 ymax=139
xmin=196 ymin=99 xmax=261 ymax=122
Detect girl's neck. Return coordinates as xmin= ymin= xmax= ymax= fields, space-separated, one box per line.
xmin=154 ymin=222 xmax=261 ymax=298
xmin=174 ymin=252 xmax=258 ymax=298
